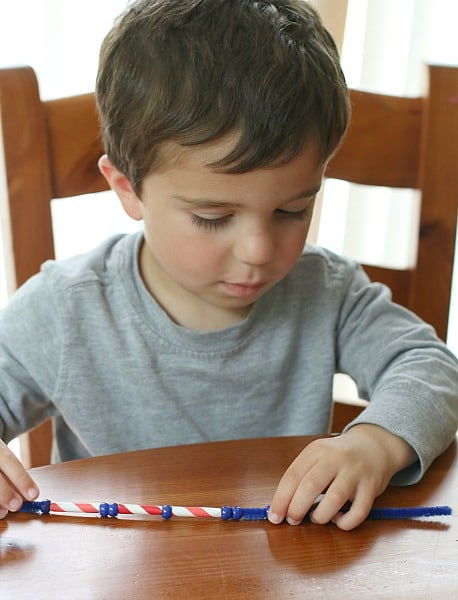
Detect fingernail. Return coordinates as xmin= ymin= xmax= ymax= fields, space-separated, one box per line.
xmin=27 ymin=487 xmax=39 ymax=500
xmin=8 ymin=497 xmax=21 ymax=511
xmin=286 ymin=517 xmax=300 ymax=526
xmin=268 ymin=512 xmax=283 ymax=524
xmin=0 ymin=508 xmax=8 ymax=519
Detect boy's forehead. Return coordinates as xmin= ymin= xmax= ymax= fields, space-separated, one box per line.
xmin=144 ymin=137 xmax=325 ymax=203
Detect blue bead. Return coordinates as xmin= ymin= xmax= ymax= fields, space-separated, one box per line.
xmin=220 ymin=506 xmax=232 ymax=520
xmin=108 ymin=503 xmax=119 ymax=517
xmin=19 ymin=500 xmax=51 ymax=515
xmin=99 ymin=502 xmax=109 ymax=517
xmin=32 ymin=501 xmax=43 ymax=513
xmin=162 ymin=505 xmax=172 ymax=519
xmin=231 ymin=506 xmax=242 ymax=521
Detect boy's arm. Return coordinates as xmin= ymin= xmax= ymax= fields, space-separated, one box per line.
xmin=0 ymin=272 xmax=62 ymax=517
xmin=0 ymin=272 xmax=61 ymax=443
xmin=270 ymin=262 xmax=457 ymax=529
xmin=335 ymin=263 xmax=458 ymax=485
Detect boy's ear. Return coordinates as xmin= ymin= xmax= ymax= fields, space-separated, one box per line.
xmin=98 ymin=155 xmax=143 ymax=221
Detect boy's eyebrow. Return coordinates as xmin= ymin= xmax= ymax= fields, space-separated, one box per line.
xmin=171 ymin=187 xmax=321 ymax=208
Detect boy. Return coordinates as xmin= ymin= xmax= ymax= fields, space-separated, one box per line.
xmin=0 ymin=0 xmax=457 ymax=530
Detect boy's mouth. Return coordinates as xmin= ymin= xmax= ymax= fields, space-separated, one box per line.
xmin=221 ymin=281 xmax=267 ymax=297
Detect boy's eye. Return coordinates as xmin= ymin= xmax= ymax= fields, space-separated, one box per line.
xmin=190 ymin=202 xmax=314 ymax=231
xmin=191 ymin=214 xmax=231 ymax=231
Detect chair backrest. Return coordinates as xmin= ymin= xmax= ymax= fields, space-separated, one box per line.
xmin=0 ymin=65 xmax=457 ymax=465
xmin=327 ymin=65 xmax=458 ymax=342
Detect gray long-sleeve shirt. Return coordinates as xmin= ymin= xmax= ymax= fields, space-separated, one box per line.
xmin=0 ymin=232 xmax=456 ymax=484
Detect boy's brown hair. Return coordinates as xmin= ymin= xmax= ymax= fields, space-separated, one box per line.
xmin=96 ymin=0 xmax=350 ymax=193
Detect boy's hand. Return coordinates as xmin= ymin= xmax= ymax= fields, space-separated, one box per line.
xmin=268 ymin=424 xmax=415 ymax=530
xmin=0 ymin=439 xmax=39 ymax=519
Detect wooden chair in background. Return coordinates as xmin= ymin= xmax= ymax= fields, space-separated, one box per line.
xmin=0 ymin=64 xmax=457 ymax=467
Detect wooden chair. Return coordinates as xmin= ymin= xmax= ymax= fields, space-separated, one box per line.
xmin=0 ymin=65 xmax=457 ymax=466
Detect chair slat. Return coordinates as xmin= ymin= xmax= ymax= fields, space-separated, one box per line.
xmin=44 ymin=94 xmax=107 ymax=198
xmin=410 ymin=65 xmax=458 ymax=340
xmin=327 ymin=90 xmax=423 ymax=188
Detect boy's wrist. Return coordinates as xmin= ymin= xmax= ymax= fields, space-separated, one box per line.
xmin=344 ymin=423 xmax=416 ymax=474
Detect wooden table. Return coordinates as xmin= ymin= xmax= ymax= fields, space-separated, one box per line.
xmin=1 ymin=436 xmax=457 ymax=599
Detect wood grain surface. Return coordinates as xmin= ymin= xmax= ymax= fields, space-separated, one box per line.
xmin=1 ymin=436 xmax=456 ymax=599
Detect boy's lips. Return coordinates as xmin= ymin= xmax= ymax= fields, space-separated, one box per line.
xmin=221 ymin=281 xmax=267 ymax=297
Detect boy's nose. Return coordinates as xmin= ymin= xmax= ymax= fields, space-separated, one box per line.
xmin=233 ymin=225 xmax=275 ymax=266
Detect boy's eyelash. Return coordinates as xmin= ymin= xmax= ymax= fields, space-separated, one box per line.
xmin=190 ymin=205 xmax=313 ymax=231
xmin=191 ymin=214 xmax=230 ymax=231
xmin=276 ymin=208 xmax=311 ymax=221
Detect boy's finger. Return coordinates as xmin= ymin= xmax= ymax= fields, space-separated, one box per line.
xmin=0 ymin=473 xmax=23 ymax=512
xmin=268 ymin=452 xmax=316 ymax=524
xmin=0 ymin=441 xmax=39 ymax=502
xmin=284 ymin=465 xmax=334 ymax=525
xmin=268 ymin=475 xmax=299 ymax=524
xmin=0 ymin=507 xmax=8 ymax=519
xmin=309 ymin=477 xmax=354 ymax=525
xmin=332 ymin=486 xmax=374 ymax=530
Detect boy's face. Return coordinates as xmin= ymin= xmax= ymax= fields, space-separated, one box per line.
xmin=100 ymin=136 xmax=327 ymax=332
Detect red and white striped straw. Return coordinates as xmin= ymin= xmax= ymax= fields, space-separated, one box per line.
xmin=49 ymin=502 xmax=222 ymax=518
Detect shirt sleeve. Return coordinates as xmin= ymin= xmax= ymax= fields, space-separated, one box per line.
xmin=0 ymin=272 xmax=62 ymax=443
xmin=336 ymin=262 xmax=458 ymax=485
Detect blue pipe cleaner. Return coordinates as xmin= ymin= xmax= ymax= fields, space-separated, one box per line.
xmin=365 ymin=505 xmax=452 ymax=520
